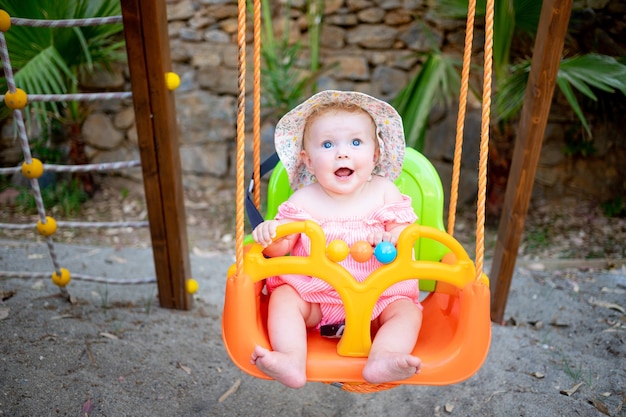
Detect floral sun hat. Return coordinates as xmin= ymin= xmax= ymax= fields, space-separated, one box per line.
xmin=274 ymin=90 xmax=406 ymax=190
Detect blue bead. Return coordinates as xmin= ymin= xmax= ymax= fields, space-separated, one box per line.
xmin=374 ymin=241 xmax=397 ymax=264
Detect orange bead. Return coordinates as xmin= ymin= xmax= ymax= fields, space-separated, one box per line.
xmin=350 ymin=240 xmax=373 ymax=262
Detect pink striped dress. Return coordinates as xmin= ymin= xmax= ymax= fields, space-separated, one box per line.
xmin=265 ymin=195 xmax=422 ymax=328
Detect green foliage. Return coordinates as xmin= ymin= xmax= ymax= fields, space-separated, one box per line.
xmin=496 ymin=54 xmax=626 ymax=137
xmin=418 ymin=0 xmax=626 ymax=146
xmin=0 ymin=0 xmax=125 ymax=130
xmin=556 ymin=54 xmax=626 ymax=136
xmin=15 ymin=178 xmax=89 ymax=216
xmin=563 ymin=124 xmax=596 ymax=157
xmin=257 ymin=0 xmax=326 ymax=120
xmin=601 ymin=197 xmax=626 ymax=218
xmin=524 ymin=226 xmax=550 ymax=251
xmin=392 ymin=52 xmax=462 ymax=151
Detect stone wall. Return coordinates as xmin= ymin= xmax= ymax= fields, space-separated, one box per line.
xmin=1 ymin=0 xmax=624 ymax=210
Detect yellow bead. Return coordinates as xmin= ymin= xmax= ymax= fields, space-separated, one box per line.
xmin=3 ymin=88 xmax=27 ymax=109
xmin=186 ymin=278 xmax=199 ymax=294
xmin=326 ymin=239 xmax=349 ymax=263
xmin=0 ymin=10 xmax=11 ymax=32
xmin=51 ymin=268 xmax=71 ymax=287
xmin=21 ymin=158 xmax=44 ymax=179
xmin=36 ymin=216 xmax=57 ymax=237
xmin=165 ymin=72 xmax=180 ymax=90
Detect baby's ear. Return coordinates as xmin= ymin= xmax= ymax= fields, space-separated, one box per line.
xmin=301 ymin=150 xmax=314 ymax=172
xmin=373 ymin=145 xmax=381 ymax=165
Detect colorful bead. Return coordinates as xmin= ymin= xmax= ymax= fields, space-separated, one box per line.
xmin=327 ymin=239 xmax=349 ymax=262
xmin=350 ymin=240 xmax=373 ymax=262
xmin=374 ymin=241 xmax=397 ymax=264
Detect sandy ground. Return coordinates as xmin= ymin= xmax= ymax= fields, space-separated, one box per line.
xmin=1 ymin=176 xmax=625 ymax=416
xmin=1 ymin=238 xmax=625 ymax=417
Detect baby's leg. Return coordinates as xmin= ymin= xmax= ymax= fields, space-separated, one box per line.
xmin=362 ymin=299 xmax=423 ymax=384
xmin=250 ymin=284 xmax=321 ymax=388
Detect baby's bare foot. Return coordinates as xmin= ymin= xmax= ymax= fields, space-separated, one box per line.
xmin=362 ymin=352 xmax=422 ymax=384
xmin=251 ymin=345 xmax=307 ymax=388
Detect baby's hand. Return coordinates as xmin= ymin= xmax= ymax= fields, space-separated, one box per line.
xmin=252 ymin=220 xmax=279 ymax=247
xmin=367 ymin=231 xmax=397 ymax=246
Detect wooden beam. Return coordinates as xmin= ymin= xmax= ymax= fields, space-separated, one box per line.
xmin=489 ymin=0 xmax=573 ymax=323
xmin=121 ymin=0 xmax=192 ymax=310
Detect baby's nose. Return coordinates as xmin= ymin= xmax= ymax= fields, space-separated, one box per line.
xmin=336 ymin=145 xmax=350 ymax=158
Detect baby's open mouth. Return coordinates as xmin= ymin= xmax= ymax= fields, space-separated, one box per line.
xmin=335 ymin=168 xmax=354 ymax=177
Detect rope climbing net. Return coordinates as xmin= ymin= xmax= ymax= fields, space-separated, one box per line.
xmin=0 ymin=11 xmax=180 ymax=290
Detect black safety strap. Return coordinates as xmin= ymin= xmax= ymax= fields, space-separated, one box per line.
xmin=245 ymin=152 xmax=280 ymax=229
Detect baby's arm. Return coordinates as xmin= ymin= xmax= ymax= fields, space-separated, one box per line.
xmin=367 ymin=180 xmax=411 ymax=245
xmin=252 ymin=219 xmax=298 ymax=257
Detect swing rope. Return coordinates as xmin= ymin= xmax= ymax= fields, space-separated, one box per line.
xmin=252 ymin=0 xmax=262 ymax=211
xmin=447 ymin=0 xmax=493 ymax=283
xmin=475 ymin=0 xmax=495 ymax=282
xmin=447 ymin=0 xmax=477 ymax=237
xmin=235 ymin=0 xmax=247 ymax=280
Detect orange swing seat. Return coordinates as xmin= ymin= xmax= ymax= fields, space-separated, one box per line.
xmin=222 ymin=148 xmax=491 ymax=387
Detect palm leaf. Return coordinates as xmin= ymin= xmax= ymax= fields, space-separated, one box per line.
xmin=556 ymin=54 xmax=626 ymax=136
xmin=511 ymin=0 xmax=542 ymax=33
xmin=9 ymin=47 xmax=74 ymax=128
xmin=558 ymin=54 xmax=626 ymax=96
xmin=494 ymin=60 xmax=529 ymax=121
xmin=496 ymin=54 xmax=626 ymax=136
xmin=556 ymin=77 xmax=591 ymax=135
xmin=0 ymin=0 xmax=124 ymax=130
xmin=493 ymin=0 xmax=515 ymax=84
xmin=393 ymin=53 xmax=461 ymax=150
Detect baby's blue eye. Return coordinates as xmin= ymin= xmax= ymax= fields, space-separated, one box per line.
xmin=352 ymin=139 xmax=362 ymax=146
xmin=322 ymin=141 xmax=333 ymax=149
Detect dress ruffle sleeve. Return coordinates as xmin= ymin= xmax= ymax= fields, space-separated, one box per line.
xmin=371 ymin=195 xmax=418 ymax=225
xmin=274 ymin=201 xmax=313 ymax=222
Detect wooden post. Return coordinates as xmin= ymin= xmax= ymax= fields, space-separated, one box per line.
xmin=121 ymin=0 xmax=192 ymax=310
xmin=489 ymin=0 xmax=572 ymax=323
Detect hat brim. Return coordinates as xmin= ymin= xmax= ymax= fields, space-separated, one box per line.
xmin=274 ymin=90 xmax=406 ymax=190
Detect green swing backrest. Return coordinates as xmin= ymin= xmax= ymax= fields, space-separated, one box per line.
xmin=265 ymin=147 xmax=449 ymax=291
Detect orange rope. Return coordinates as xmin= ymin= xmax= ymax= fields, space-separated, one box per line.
xmin=448 ymin=0 xmax=477 ymax=236
xmin=475 ymin=0 xmax=495 ymax=281
xmin=235 ymin=0 xmax=247 ymax=277
xmin=253 ymin=0 xmax=261 ymax=210
xmin=338 ymin=382 xmax=397 ymax=393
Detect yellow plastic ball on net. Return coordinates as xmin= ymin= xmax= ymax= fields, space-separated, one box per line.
xmin=21 ymin=158 xmax=44 ymax=179
xmin=36 ymin=216 xmax=57 ymax=237
xmin=4 ymin=88 xmax=27 ymax=109
xmin=0 ymin=10 xmax=11 ymax=32
xmin=165 ymin=72 xmax=180 ymax=90
xmin=186 ymin=278 xmax=199 ymax=294
xmin=51 ymin=268 xmax=71 ymax=287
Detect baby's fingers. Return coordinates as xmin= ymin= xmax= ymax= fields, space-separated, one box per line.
xmin=256 ymin=227 xmax=276 ymax=246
